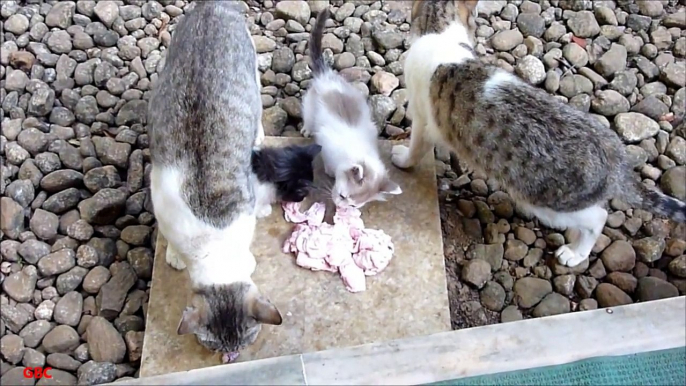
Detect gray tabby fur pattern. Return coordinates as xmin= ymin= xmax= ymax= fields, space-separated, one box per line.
xmin=148 ymin=0 xmax=281 ymax=359
xmin=393 ymin=0 xmax=686 ymax=269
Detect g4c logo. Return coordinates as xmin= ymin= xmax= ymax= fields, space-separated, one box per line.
xmin=23 ymin=367 xmax=53 ymax=379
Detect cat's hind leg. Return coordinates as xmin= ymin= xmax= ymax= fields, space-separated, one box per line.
xmin=166 ymin=242 xmax=187 ymax=270
xmin=254 ymin=63 xmax=265 ymax=147
xmin=392 ymin=99 xmax=433 ymax=169
xmin=526 ymin=204 xmax=607 ymax=268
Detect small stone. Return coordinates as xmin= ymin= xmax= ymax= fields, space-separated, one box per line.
xmin=592 ymin=90 xmax=630 ymax=116
xmin=514 ymin=227 xmax=536 ymax=245
xmin=575 ymin=275 xmax=598 ymax=298
xmin=77 ymin=361 xmax=117 ymax=385
xmin=262 ymin=106 xmax=288 ymax=136
xmin=5 ymin=14 xmax=30 ymax=35
xmin=515 ymin=55 xmax=546 ymax=85
xmin=78 ymin=189 xmax=127 ymax=225
xmin=614 ymin=113 xmax=660 ymax=143
xmin=594 ymin=44 xmax=627 ymax=78
xmin=661 ymin=63 xmax=686 ymax=88
xmin=42 ymin=325 xmax=80 ymax=354
xmin=636 ymin=277 xmax=679 ymax=301
xmin=86 ymin=317 xmax=126 ymax=363
xmin=253 ymin=36 xmax=277 ymax=53
xmin=666 ymin=137 xmax=686 ymax=166
xmin=1 ymin=198 xmax=25 ymax=239
xmin=370 ymin=71 xmax=399 ymax=96
xmin=22 ymin=348 xmax=45 ymax=368
xmin=46 ymin=353 xmax=81 ymax=371
xmin=579 ymin=298 xmax=598 ymax=311
xmin=500 ymin=305 xmax=523 ymax=323
xmin=93 ymin=0 xmax=119 ymax=27
xmin=271 ymin=47 xmax=295 ymax=73
xmin=605 ymin=272 xmax=638 ymax=294
xmin=562 ymin=43 xmax=588 ymax=68
xmin=46 ymin=1 xmax=76 ymax=28
xmin=633 ymin=237 xmax=666 ymax=263
xmin=532 ymin=293 xmax=570 ymax=317
xmin=466 ymin=244 xmax=504 ymax=271
xmin=67 ymin=220 xmax=94 ymax=242
xmin=0 ymin=334 xmax=25 ymax=365
xmin=660 ymin=166 xmax=685 ymax=201
xmin=124 ymin=331 xmax=144 ymax=362
xmin=29 ymin=209 xmax=59 ymax=240
xmin=491 ymin=29 xmax=524 ymax=51
xmin=504 ymin=239 xmax=528 ymax=261
xmin=372 ymin=29 xmax=404 ymax=50
xmin=461 ymin=259 xmax=491 ymax=289
xmin=517 ymin=13 xmax=546 ymax=38
xmin=53 ymin=291 xmax=82 ymax=327
xmin=126 ymin=248 xmax=153 ymax=280
xmin=19 ymin=320 xmax=52 ymax=348
xmin=479 ymin=281 xmax=506 ymax=311
xmin=96 ymin=263 xmax=137 ymax=320
xmin=37 ymin=249 xmax=75 ymax=276
xmin=275 ymin=0 xmax=311 ymax=25
xmin=553 ymin=274 xmax=576 ymax=296
xmin=567 ymin=10 xmax=600 ymax=38
xmin=595 ymin=283 xmax=633 ymax=307
xmin=369 ymin=95 xmax=397 ymax=129
xmin=601 ymin=240 xmax=636 ymax=272
xmin=3 ymin=268 xmax=37 ymax=303
xmin=82 ymin=266 xmax=111 ymax=295
xmin=514 ymin=277 xmax=552 ymax=308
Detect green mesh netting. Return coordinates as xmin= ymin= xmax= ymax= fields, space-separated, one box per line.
xmin=430 ymin=347 xmax=686 ymax=386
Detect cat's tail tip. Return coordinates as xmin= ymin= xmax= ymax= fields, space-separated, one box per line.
xmin=309 ymin=8 xmax=331 ymax=76
xmin=633 ymin=182 xmax=686 ymax=223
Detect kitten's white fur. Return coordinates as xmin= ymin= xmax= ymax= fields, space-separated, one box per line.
xmin=254 ymin=179 xmax=277 ymax=218
xmin=151 ymin=166 xmax=257 ymax=286
xmin=302 ymin=69 xmax=398 ymax=207
xmin=391 ymin=18 xmax=605 ymax=269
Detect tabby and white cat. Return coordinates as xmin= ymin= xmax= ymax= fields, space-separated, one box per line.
xmin=149 ymin=1 xmax=283 ymax=358
xmin=393 ymin=0 xmax=686 ymax=268
xmin=301 ymin=9 xmax=402 ymax=208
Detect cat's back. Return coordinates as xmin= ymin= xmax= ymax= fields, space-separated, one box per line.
xmin=149 ymin=1 xmax=259 ymax=228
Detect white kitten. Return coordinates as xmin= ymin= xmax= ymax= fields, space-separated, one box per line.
xmin=301 ymin=8 xmax=402 ymax=208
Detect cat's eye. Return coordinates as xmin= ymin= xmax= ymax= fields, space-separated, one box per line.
xmin=339 ymin=194 xmax=347 ymax=200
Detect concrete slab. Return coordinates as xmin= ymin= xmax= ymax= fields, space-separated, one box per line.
xmin=140 ymin=137 xmax=450 ymax=377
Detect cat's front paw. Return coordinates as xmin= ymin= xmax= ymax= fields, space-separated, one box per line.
xmin=391 ymin=145 xmax=412 ymax=169
xmin=300 ymin=126 xmax=312 ymax=138
xmin=166 ymin=246 xmax=187 ymax=270
xmin=254 ymin=123 xmax=266 ymax=147
xmin=555 ymin=245 xmax=587 ymax=268
xmin=256 ymin=203 xmax=273 ymax=218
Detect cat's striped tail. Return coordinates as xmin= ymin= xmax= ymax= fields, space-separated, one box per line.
xmin=629 ymin=180 xmax=686 ymax=223
xmin=309 ymin=8 xmax=330 ymax=76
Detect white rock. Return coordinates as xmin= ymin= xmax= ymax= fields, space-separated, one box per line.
xmin=516 ymin=55 xmax=546 ymax=85
xmin=614 ymin=113 xmax=660 ymax=143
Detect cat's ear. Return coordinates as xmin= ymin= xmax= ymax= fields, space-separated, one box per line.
xmin=305 ymin=144 xmax=322 ymax=158
xmin=177 ymin=306 xmax=201 ymax=335
xmin=346 ymin=164 xmax=364 ymax=184
xmin=250 ymin=297 xmax=283 ymax=326
xmin=381 ymin=179 xmax=402 ymax=195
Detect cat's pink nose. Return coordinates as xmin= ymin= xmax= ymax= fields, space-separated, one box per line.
xmin=222 ymin=351 xmax=240 ymax=364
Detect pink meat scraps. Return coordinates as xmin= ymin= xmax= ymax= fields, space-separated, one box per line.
xmin=281 ymin=201 xmax=394 ymax=292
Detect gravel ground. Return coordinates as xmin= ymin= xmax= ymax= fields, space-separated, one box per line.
xmin=1 ymin=0 xmax=685 ymax=384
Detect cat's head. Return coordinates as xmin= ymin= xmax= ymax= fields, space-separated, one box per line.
xmin=177 ymin=282 xmax=282 ymax=356
xmin=411 ymin=0 xmax=479 ymax=42
xmin=252 ymin=144 xmax=322 ymax=203
xmin=333 ymin=162 xmax=402 ymax=208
